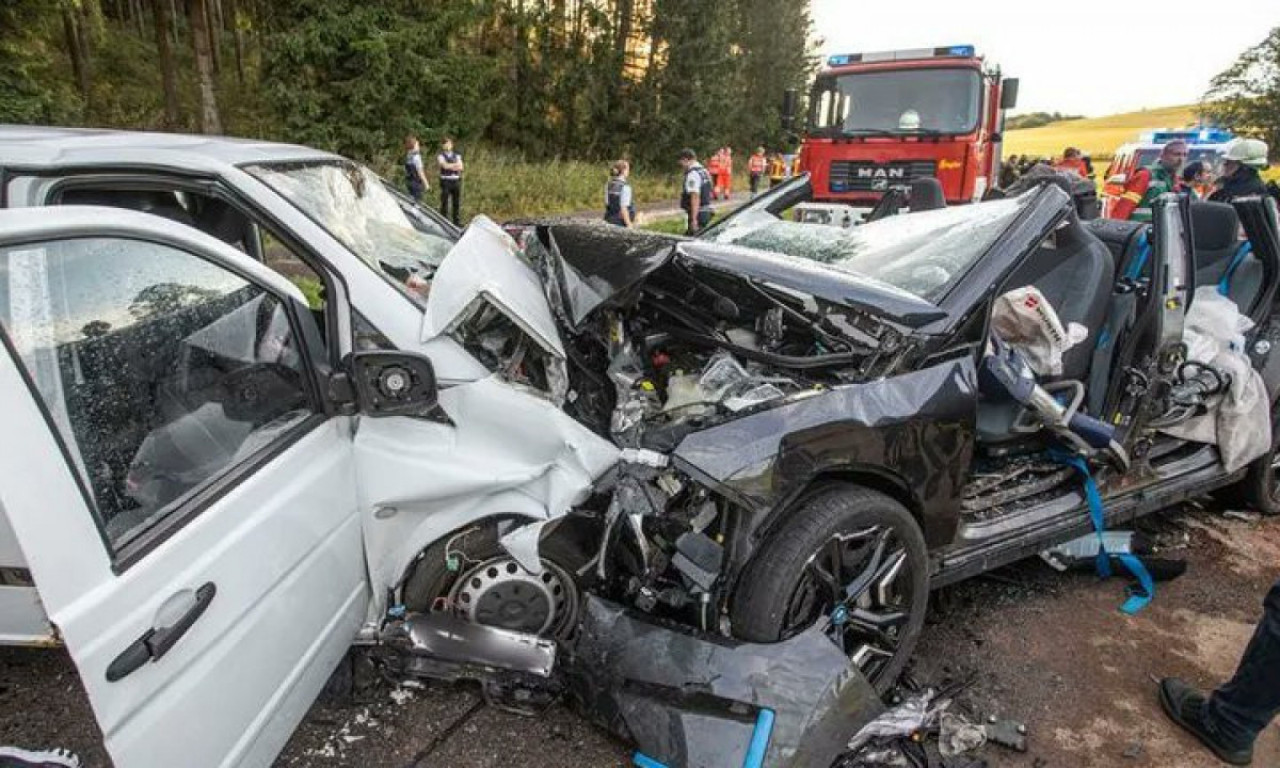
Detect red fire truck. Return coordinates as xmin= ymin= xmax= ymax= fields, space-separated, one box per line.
xmin=794 ymin=45 xmax=1018 ymax=218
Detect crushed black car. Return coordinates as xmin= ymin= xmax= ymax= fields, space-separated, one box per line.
xmin=413 ymin=177 xmax=1280 ymax=766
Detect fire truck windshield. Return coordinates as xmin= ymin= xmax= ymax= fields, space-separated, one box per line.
xmin=809 ymin=67 xmax=982 ymax=137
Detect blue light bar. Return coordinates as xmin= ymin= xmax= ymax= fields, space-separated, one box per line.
xmin=826 ymin=45 xmax=976 ymax=68
xmin=1140 ymin=128 xmax=1235 ymax=145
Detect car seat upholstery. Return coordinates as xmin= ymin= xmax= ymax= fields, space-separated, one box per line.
xmin=976 ymin=214 xmax=1115 ymax=445
xmin=1084 ymin=218 xmax=1148 ymax=279
xmin=908 ymin=178 xmax=945 ymax=212
xmin=1190 ymin=201 xmax=1260 ymax=313
xmin=1001 ymin=215 xmax=1115 ymax=381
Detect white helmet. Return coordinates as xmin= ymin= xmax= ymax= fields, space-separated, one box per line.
xmin=898 ymin=109 xmax=922 ymax=131
xmin=1222 ymin=138 xmax=1269 ymax=169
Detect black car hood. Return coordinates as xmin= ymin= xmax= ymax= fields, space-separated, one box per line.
xmin=535 ymin=223 xmax=946 ymax=331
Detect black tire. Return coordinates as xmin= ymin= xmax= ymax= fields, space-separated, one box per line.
xmin=1224 ymin=399 xmax=1280 ymax=516
xmin=401 ymin=520 xmax=584 ymax=641
xmin=730 ymin=484 xmax=929 ymax=692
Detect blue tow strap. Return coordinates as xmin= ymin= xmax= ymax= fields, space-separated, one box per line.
xmin=1054 ymin=452 xmax=1155 ymax=615
xmin=634 ymin=708 xmax=775 ymax=768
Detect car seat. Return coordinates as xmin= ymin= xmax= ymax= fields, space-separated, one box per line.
xmin=1190 ymin=201 xmax=1260 ymax=314
xmin=977 ymin=213 xmax=1114 ymax=445
xmin=908 ymin=178 xmax=945 ymax=212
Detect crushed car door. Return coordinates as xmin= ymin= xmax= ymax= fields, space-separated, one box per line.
xmin=0 ymin=207 xmax=368 ymax=768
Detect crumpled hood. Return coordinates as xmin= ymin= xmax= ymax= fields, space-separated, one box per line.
xmin=533 ymin=222 xmax=944 ymax=332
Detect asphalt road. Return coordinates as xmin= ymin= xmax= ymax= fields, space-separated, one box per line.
xmin=3 ymin=503 xmax=1277 ymax=767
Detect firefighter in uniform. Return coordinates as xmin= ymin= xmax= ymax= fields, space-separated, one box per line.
xmin=768 ymin=151 xmax=786 ymax=188
xmin=1110 ymin=139 xmax=1189 ymax=222
xmin=748 ymin=147 xmax=767 ymax=197
xmin=1210 ymin=138 xmax=1270 ymax=203
xmin=707 ymin=150 xmax=725 ymax=201
xmin=679 ymin=148 xmax=714 ymax=235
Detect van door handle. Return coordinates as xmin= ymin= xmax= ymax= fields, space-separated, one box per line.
xmin=105 ymin=582 xmax=217 ymax=682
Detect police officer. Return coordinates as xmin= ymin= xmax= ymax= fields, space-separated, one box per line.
xmin=1110 ymin=139 xmax=1188 ymax=222
xmin=604 ymin=160 xmax=635 ymax=228
xmin=679 ymin=148 xmax=714 ymax=235
xmin=437 ymin=136 xmax=464 ymax=226
xmin=1210 ymin=138 xmax=1270 ymax=203
xmin=403 ymin=135 xmax=430 ymax=203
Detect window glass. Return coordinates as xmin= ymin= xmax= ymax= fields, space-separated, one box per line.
xmin=705 ymin=191 xmax=1034 ymax=302
xmin=245 ymin=161 xmax=455 ymax=308
xmin=810 ymin=68 xmax=982 ymax=135
xmin=0 ymin=238 xmax=314 ymax=552
xmin=56 ymin=184 xmax=329 ymax=319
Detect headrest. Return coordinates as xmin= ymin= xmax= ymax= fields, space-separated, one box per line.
xmin=908 ymin=178 xmax=945 ymax=211
xmin=1190 ymin=201 xmax=1239 ymax=252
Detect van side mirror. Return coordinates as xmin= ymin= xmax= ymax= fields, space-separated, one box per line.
xmin=346 ymin=350 xmax=446 ymax=420
xmin=1000 ymin=78 xmax=1019 ymax=110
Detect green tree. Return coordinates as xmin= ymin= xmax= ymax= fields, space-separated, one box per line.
xmin=1200 ymin=26 xmax=1280 ymax=158
xmin=0 ymin=1 xmax=80 ymax=123
xmin=259 ymin=0 xmax=498 ymax=159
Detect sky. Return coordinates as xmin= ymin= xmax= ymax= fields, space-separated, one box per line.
xmin=810 ymin=0 xmax=1280 ymax=116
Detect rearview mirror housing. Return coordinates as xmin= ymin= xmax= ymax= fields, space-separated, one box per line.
xmin=1000 ymin=78 xmax=1020 ymax=110
xmin=346 ymin=350 xmax=447 ymax=421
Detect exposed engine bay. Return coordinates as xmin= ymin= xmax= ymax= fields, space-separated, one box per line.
xmin=445 ymin=224 xmax=929 ymax=635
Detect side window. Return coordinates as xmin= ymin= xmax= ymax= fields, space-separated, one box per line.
xmin=0 ymin=237 xmax=315 ymax=555
xmin=353 ymin=310 xmax=394 ymax=351
xmin=57 ymin=185 xmax=329 ymax=327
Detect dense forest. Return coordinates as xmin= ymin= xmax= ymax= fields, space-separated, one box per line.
xmin=0 ymin=0 xmax=817 ymax=169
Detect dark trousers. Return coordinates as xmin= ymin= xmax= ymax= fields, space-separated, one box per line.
xmin=1206 ymin=578 xmax=1280 ymax=749
xmin=750 ymin=172 xmax=761 ymax=197
xmin=440 ymin=178 xmax=461 ymax=225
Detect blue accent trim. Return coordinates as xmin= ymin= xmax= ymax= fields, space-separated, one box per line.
xmin=1094 ymin=327 xmax=1112 ymax=351
xmin=1053 ymin=452 xmax=1154 ymax=615
xmin=1124 ymin=230 xmax=1152 ymax=281
xmin=1218 ymin=241 xmax=1253 ymax=297
xmin=743 ymin=709 xmax=776 ymax=768
xmin=634 ymin=754 xmax=668 ymax=768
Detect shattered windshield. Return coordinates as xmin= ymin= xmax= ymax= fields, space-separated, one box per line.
xmin=704 ymin=192 xmax=1034 ymax=302
xmin=245 ymin=160 xmax=455 ymax=307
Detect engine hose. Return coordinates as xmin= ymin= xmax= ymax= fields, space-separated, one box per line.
xmin=664 ymin=326 xmax=867 ymax=370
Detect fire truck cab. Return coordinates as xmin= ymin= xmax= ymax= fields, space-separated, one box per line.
xmin=1100 ymin=128 xmax=1234 ymax=218
xmin=795 ymin=45 xmax=1017 ymax=225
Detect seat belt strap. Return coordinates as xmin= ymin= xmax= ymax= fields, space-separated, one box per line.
xmin=1124 ymin=229 xmax=1152 ymax=281
xmin=1054 ymin=452 xmax=1155 ymax=615
xmin=1218 ymin=241 xmax=1253 ymax=297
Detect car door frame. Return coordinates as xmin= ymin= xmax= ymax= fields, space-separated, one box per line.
xmin=0 ymin=206 xmax=369 ymax=768
xmin=3 ymin=159 xmax=452 ymax=370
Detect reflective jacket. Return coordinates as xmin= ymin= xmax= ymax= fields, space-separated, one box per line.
xmin=1112 ymin=164 xmax=1179 ymax=222
xmin=749 ymin=153 xmax=766 ymax=174
xmin=1209 ymin=167 xmax=1268 ymax=203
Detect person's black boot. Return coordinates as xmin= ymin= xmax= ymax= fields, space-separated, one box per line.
xmin=1159 ymin=678 xmax=1254 ymax=766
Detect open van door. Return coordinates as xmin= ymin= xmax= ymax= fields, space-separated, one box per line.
xmin=0 ymin=207 xmax=369 ymax=768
